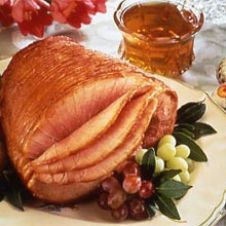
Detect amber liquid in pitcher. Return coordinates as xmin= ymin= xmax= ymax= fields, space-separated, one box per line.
xmin=119 ymin=2 xmax=201 ymax=77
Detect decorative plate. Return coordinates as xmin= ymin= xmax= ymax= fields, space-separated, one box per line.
xmin=0 ymin=58 xmax=226 ymax=226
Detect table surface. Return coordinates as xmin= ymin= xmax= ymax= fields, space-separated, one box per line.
xmin=0 ymin=0 xmax=226 ymax=225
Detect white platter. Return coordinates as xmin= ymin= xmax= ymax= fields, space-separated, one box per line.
xmin=0 ymin=58 xmax=226 ymax=226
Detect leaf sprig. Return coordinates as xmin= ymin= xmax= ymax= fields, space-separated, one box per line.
xmin=141 ymin=148 xmax=155 ymax=180
xmin=0 ymin=168 xmax=27 ymax=210
xmin=141 ymin=150 xmax=191 ymax=220
xmin=174 ymin=101 xmax=217 ymax=162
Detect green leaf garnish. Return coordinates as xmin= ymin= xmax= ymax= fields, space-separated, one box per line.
xmin=173 ymin=132 xmax=208 ymax=162
xmin=175 ymin=123 xmax=195 ymax=131
xmin=156 ymin=179 xmax=192 ymax=199
xmin=176 ymin=101 xmax=206 ymax=124
xmin=192 ymin=122 xmax=217 ymax=139
xmin=174 ymin=127 xmax=195 ymax=139
xmin=0 ymin=193 xmax=4 ymax=202
xmin=146 ymin=201 xmax=156 ymax=218
xmin=154 ymin=169 xmax=181 ymax=185
xmin=174 ymin=122 xmax=217 ymax=140
xmin=0 ymin=169 xmax=26 ymax=210
xmin=141 ymin=148 xmax=155 ymax=180
xmin=155 ymin=195 xmax=180 ymax=220
xmin=5 ymin=190 xmax=24 ymax=211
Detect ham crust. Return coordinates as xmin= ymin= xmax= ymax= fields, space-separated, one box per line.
xmin=1 ymin=36 xmax=178 ymax=203
xmin=28 ymin=179 xmax=101 ymax=204
xmin=143 ymin=89 xmax=178 ymax=147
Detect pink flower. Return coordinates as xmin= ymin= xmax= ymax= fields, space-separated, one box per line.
xmin=0 ymin=0 xmax=14 ymax=26
xmin=91 ymin=0 xmax=106 ymax=13
xmin=12 ymin=0 xmax=53 ymax=37
xmin=51 ymin=0 xmax=106 ymax=28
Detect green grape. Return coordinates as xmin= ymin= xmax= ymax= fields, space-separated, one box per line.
xmin=157 ymin=143 xmax=176 ymax=161
xmin=172 ymin=175 xmax=181 ymax=182
xmin=166 ymin=157 xmax=188 ymax=172
xmin=179 ymin=171 xmax=190 ymax=184
xmin=158 ymin=135 xmax=176 ymax=147
xmin=185 ymin=158 xmax=195 ymax=172
xmin=135 ymin=149 xmax=148 ymax=165
xmin=176 ymin=145 xmax=191 ymax=159
xmin=154 ymin=156 xmax=165 ymax=173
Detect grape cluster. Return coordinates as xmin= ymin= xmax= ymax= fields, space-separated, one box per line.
xmin=156 ymin=135 xmax=195 ymax=183
xmin=98 ymin=161 xmax=155 ymax=221
xmin=135 ymin=135 xmax=195 ymax=184
xmin=98 ymin=135 xmax=196 ymax=221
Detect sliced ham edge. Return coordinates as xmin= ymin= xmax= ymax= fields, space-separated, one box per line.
xmin=32 ymin=85 xmax=155 ymax=166
xmin=32 ymin=88 xmax=157 ymax=174
xmin=143 ymin=89 xmax=178 ymax=148
xmin=34 ymin=97 xmax=158 ymax=185
xmin=32 ymin=91 xmax=134 ymax=165
xmin=27 ymin=176 xmax=102 ymax=204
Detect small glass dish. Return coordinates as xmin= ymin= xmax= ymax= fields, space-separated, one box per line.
xmin=114 ymin=0 xmax=204 ymax=78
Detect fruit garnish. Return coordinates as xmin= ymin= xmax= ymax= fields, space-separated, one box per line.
xmin=111 ymin=204 xmax=129 ymax=221
xmin=139 ymin=180 xmax=155 ymax=199
xmin=97 ymin=101 xmax=216 ymax=222
xmin=128 ymin=198 xmax=148 ymax=220
xmin=122 ymin=161 xmax=140 ymax=176
xmin=122 ymin=175 xmax=142 ymax=194
xmin=98 ymin=143 xmax=192 ymax=221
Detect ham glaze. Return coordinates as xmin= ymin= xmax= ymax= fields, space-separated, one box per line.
xmin=1 ymin=36 xmax=177 ymax=203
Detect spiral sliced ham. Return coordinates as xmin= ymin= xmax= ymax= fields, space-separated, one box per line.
xmin=33 ymin=90 xmax=156 ymax=174
xmin=1 ymin=36 xmax=177 ymax=203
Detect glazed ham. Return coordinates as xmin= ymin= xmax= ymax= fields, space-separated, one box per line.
xmin=1 ymin=36 xmax=177 ymax=203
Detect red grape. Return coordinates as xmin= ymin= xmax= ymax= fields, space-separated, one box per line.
xmin=101 ymin=176 xmax=121 ymax=194
xmin=115 ymin=160 xmax=130 ymax=173
xmin=122 ymin=175 xmax=142 ymax=194
xmin=111 ymin=204 xmax=129 ymax=221
xmin=139 ymin=180 xmax=155 ymax=199
xmin=128 ymin=198 xmax=148 ymax=220
xmin=122 ymin=161 xmax=140 ymax=176
xmin=98 ymin=192 xmax=109 ymax=210
xmin=108 ymin=190 xmax=127 ymax=209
